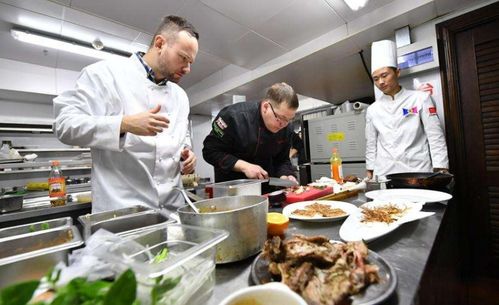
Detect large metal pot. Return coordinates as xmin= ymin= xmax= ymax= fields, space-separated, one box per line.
xmin=177 ymin=195 xmax=268 ymax=264
xmin=386 ymin=172 xmax=454 ymax=189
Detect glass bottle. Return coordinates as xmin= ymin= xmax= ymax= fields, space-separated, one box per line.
xmin=330 ymin=148 xmax=343 ymax=183
xmin=48 ymin=160 xmax=67 ymax=206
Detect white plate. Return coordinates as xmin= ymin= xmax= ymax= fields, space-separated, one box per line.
xmin=365 ymin=188 xmax=452 ymax=203
xmin=339 ymin=200 xmax=431 ymax=242
xmin=282 ymin=200 xmax=358 ymax=222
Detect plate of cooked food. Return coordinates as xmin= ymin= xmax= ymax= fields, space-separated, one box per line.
xmin=251 ymin=235 xmax=397 ymax=305
xmin=282 ymin=200 xmax=358 ymax=222
xmin=339 ymin=200 xmax=434 ymax=242
xmin=365 ymin=189 xmax=452 ymax=203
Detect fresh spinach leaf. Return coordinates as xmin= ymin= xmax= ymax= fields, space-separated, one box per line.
xmin=152 ymin=248 xmax=169 ymax=264
xmin=46 ymin=269 xmax=61 ymax=287
xmin=150 ymin=276 xmax=181 ymax=305
xmin=0 ymin=280 xmax=39 ymax=305
xmin=103 ymin=269 xmax=136 ymax=305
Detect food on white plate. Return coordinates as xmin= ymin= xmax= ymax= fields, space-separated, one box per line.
xmin=286 ymin=185 xmax=315 ymax=194
xmin=262 ymin=234 xmax=379 ymax=305
xmin=343 ymin=175 xmax=360 ymax=183
xmin=361 ymin=204 xmax=408 ymax=224
xmin=291 ymin=202 xmax=346 ymax=218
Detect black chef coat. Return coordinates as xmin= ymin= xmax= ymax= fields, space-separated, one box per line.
xmin=203 ymin=100 xmax=295 ymax=183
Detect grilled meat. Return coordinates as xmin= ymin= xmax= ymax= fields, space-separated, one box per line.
xmin=262 ymin=235 xmax=379 ymax=305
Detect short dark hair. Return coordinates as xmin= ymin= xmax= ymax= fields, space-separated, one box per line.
xmin=150 ymin=15 xmax=199 ymax=47
xmin=265 ymin=82 xmax=299 ymax=109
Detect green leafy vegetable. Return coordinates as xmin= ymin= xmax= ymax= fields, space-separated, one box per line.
xmin=103 ymin=269 xmax=136 ymax=305
xmin=28 ymin=223 xmax=50 ymax=233
xmin=46 ymin=268 xmax=61 ymax=287
xmin=151 ymin=276 xmax=181 ymax=305
xmin=0 ymin=280 xmax=39 ymax=305
xmin=0 ymin=269 xmax=139 ymax=305
xmin=152 ymin=248 xmax=169 ymax=264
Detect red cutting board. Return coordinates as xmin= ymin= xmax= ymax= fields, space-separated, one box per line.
xmin=285 ymin=187 xmax=334 ymax=204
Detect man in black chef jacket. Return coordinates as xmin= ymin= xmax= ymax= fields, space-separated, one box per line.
xmin=203 ymin=82 xmax=299 ymax=186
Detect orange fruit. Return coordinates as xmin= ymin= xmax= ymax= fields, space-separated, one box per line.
xmin=267 ymin=212 xmax=289 ymax=236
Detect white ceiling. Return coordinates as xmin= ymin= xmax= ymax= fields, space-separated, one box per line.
xmin=0 ymin=0 xmax=493 ymax=115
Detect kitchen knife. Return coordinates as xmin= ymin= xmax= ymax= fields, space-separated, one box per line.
xmin=267 ymin=177 xmax=299 ymax=187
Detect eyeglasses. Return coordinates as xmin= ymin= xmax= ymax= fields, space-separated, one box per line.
xmin=268 ymin=102 xmax=294 ymax=124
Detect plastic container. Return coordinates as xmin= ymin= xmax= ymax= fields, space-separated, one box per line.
xmin=48 ymin=160 xmax=66 ymax=206
xmin=330 ymin=148 xmax=343 ymax=183
xmin=105 ymin=223 xmax=228 ymax=305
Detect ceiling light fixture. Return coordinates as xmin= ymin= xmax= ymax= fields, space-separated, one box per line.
xmin=10 ymin=27 xmax=131 ymax=60
xmin=344 ymin=0 xmax=369 ymax=11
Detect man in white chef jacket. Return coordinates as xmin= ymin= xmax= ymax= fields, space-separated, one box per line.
xmin=365 ymin=40 xmax=449 ymax=179
xmin=53 ymin=16 xmax=198 ymax=213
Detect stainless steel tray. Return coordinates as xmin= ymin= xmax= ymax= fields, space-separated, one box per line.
xmin=78 ymin=207 xmax=173 ymax=240
xmin=0 ymin=217 xmax=72 ymax=239
xmin=78 ymin=205 xmax=150 ymax=225
xmin=0 ymin=225 xmax=83 ymax=287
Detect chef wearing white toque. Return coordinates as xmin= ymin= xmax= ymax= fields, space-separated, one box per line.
xmin=365 ymin=40 xmax=449 ymax=179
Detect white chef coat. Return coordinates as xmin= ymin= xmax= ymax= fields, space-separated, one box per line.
xmin=365 ymin=87 xmax=449 ymax=178
xmin=54 ymin=54 xmax=191 ymax=213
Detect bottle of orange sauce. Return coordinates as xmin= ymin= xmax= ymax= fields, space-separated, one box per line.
xmin=330 ymin=148 xmax=343 ymax=184
xmin=48 ymin=160 xmax=67 ymax=207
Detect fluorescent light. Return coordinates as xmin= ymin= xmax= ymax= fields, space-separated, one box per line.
xmin=11 ymin=28 xmax=130 ymax=60
xmin=344 ymin=0 xmax=368 ymax=11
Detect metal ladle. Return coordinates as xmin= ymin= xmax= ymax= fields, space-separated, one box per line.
xmin=173 ymin=187 xmax=200 ymax=213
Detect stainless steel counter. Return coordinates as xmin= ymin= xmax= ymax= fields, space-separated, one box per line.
xmin=207 ymin=192 xmax=448 ymax=305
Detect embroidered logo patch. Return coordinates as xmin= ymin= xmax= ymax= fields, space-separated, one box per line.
xmin=428 ymin=107 xmax=437 ymax=115
xmin=215 ymin=117 xmax=227 ymax=129
xmin=213 ymin=117 xmax=227 ymax=138
xmin=402 ymin=107 xmax=418 ymax=116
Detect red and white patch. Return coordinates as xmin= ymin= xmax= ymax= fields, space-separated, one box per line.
xmin=215 ymin=117 xmax=227 ymax=129
xmin=428 ymin=107 xmax=437 ymax=115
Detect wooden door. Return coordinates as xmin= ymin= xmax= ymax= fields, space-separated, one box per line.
xmin=438 ymin=0 xmax=499 ymax=282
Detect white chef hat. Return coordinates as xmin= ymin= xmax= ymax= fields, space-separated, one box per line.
xmin=371 ymin=40 xmax=397 ymax=73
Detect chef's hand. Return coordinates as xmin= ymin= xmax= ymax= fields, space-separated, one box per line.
xmin=120 ymin=105 xmax=169 ymax=136
xmin=180 ymin=148 xmax=196 ymax=174
xmin=234 ymin=160 xmax=269 ymax=180
xmin=280 ymin=175 xmax=298 ymax=183
xmin=366 ymin=170 xmax=373 ymax=180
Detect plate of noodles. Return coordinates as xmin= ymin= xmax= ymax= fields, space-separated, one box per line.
xmin=282 ymin=200 xmax=358 ymax=222
xmin=339 ymin=200 xmax=430 ymax=242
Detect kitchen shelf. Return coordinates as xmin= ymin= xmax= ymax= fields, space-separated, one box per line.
xmin=0 ymin=127 xmax=53 ymax=133
xmin=0 ymin=160 xmax=91 ymax=170
xmin=0 ymin=166 xmax=91 ymax=175
xmin=22 ymin=183 xmax=91 ymax=199
xmin=16 ymin=148 xmax=90 ymax=153
xmin=0 ymin=123 xmax=53 ymax=134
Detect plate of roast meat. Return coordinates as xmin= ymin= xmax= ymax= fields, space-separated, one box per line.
xmin=251 ymin=234 xmax=396 ymax=305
